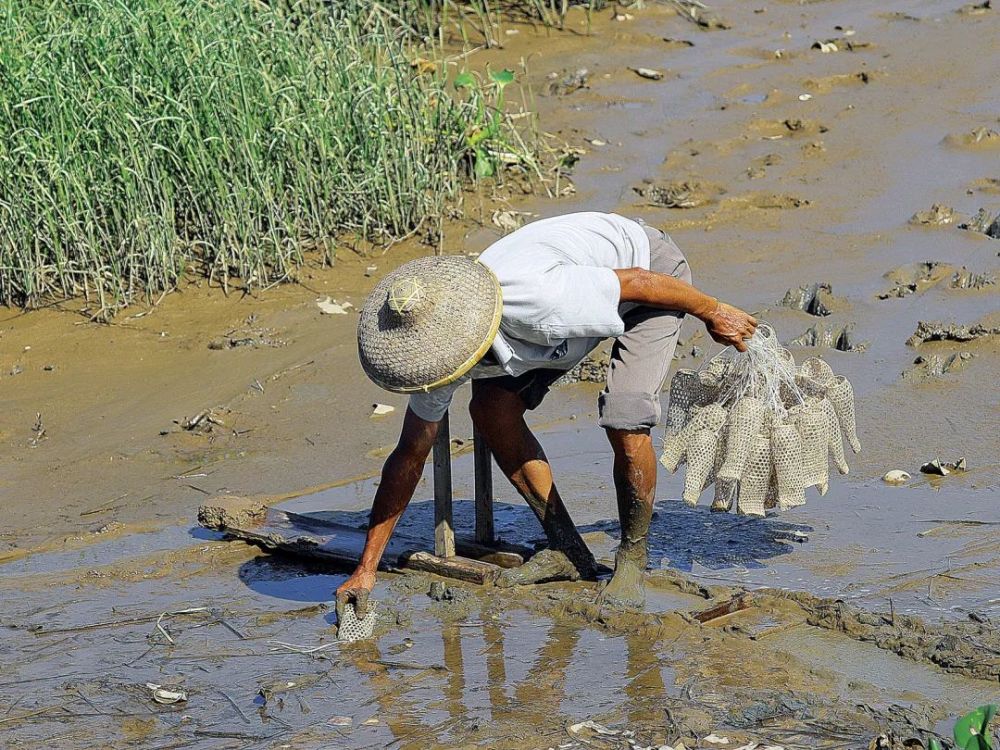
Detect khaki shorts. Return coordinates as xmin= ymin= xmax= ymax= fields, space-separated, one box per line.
xmin=477 ymin=225 xmax=690 ymax=431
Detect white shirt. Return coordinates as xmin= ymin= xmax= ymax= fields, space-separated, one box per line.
xmin=409 ymin=212 xmax=651 ymax=422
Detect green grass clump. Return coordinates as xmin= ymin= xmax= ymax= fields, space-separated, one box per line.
xmin=0 ymin=0 xmax=515 ymax=313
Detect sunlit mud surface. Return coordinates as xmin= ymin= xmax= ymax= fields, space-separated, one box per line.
xmin=2 ymin=422 xmax=997 ymax=748
xmin=3 ymin=0 xmax=999 ymax=746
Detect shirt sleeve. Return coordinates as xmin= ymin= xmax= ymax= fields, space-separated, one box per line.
xmin=407 ymin=378 xmax=465 ymax=423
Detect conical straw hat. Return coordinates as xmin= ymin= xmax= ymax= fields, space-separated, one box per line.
xmin=357 ymin=256 xmax=503 ymax=393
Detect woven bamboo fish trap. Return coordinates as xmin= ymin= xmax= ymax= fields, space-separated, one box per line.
xmin=660 ymin=324 xmax=860 ymax=517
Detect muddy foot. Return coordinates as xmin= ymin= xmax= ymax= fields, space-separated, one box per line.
xmin=595 ymin=560 xmax=646 ymax=611
xmin=495 ymin=549 xmax=582 ymax=588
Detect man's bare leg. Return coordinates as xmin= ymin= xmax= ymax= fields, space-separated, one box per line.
xmin=596 ymin=428 xmax=656 ymax=609
xmin=469 ymin=381 xmax=598 ymax=584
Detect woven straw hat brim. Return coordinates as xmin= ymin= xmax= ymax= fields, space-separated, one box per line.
xmin=357 ymin=256 xmax=503 ymax=393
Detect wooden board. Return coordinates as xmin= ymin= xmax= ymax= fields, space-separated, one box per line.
xmin=198 ymin=497 xmax=530 ymax=578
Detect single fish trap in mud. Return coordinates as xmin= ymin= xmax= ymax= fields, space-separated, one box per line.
xmin=336 ymin=602 xmax=378 ymax=643
xmin=660 ymin=324 xmax=860 ymax=516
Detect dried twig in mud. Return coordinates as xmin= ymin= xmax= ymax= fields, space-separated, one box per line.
xmin=194 ymin=729 xmax=277 ymax=741
xmin=30 ymin=606 xmax=209 ymax=636
xmin=691 ymin=592 xmax=753 ymax=624
xmin=217 ymin=689 xmax=253 ymax=724
xmin=79 ymin=493 xmax=129 ymax=517
xmin=213 ymin=611 xmax=249 ymax=640
xmin=155 ymin=612 xmax=176 ymax=644
xmin=0 ymin=705 xmax=63 ymax=726
xmin=268 ymin=360 xmax=315 ymax=383
xmin=0 ymin=672 xmax=99 ymax=690
xmin=268 ymin=640 xmax=339 ymax=655
xmin=371 ymin=659 xmax=449 ymax=671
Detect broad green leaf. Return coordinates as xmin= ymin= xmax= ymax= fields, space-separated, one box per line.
xmin=489 ymin=68 xmax=515 ymax=88
xmin=929 ymin=739 xmax=943 ymax=750
xmin=954 ymin=705 xmax=998 ymax=750
xmin=453 ymin=71 xmax=476 ymax=90
xmin=473 ymin=148 xmax=494 ymax=178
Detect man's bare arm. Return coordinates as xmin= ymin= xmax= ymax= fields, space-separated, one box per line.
xmin=335 ymin=407 xmax=439 ymax=616
xmin=614 ymin=268 xmax=758 ymax=351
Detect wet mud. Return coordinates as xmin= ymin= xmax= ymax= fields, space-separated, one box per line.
xmin=779 ymin=591 xmax=1000 ymax=682
xmin=2 ymin=0 xmax=1000 ymax=746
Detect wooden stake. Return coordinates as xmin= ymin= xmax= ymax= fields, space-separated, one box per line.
xmin=473 ymin=426 xmax=495 ymax=545
xmin=433 ymin=412 xmax=455 ymax=558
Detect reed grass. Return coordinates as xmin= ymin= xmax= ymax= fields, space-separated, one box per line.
xmin=0 ymin=0 xmax=535 ymax=313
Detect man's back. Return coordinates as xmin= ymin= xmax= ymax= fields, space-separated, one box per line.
xmin=479 ymin=212 xmax=650 ymax=346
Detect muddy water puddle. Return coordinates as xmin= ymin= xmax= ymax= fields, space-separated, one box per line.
xmin=2 ymin=416 xmax=997 ymax=748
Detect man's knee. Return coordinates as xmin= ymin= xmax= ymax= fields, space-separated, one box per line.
xmin=606 ymin=427 xmax=652 ymax=461
xmin=598 ymin=391 xmax=661 ymax=432
xmin=469 ymin=383 xmax=524 ymax=433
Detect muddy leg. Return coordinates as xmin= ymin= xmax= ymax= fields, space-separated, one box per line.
xmin=597 ymin=428 xmax=655 ymax=610
xmin=469 ymin=381 xmax=597 ymax=585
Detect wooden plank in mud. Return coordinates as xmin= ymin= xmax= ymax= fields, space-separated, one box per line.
xmin=399 ymin=550 xmax=502 ymax=585
xmin=198 ymin=496 xmax=530 ymax=575
xmin=691 ymin=592 xmax=755 ymax=624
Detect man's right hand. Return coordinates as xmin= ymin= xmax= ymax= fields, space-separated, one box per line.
xmin=335 ymin=566 xmax=376 ymax=619
xmin=702 ymin=301 xmax=758 ymax=352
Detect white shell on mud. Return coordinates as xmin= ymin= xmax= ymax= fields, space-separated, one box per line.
xmin=882 ymin=470 xmax=911 ymax=484
xmin=147 ymin=683 xmax=188 ymax=704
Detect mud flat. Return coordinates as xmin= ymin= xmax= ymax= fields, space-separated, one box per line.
xmin=2 ymin=0 xmax=999 ymax=746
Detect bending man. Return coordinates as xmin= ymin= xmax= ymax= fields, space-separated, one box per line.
xmin=339 ymin=212 xmax=756 ymax=612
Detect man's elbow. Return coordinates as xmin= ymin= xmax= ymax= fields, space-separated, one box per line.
xmin=614 ymin=267 xmax=650 ymax=304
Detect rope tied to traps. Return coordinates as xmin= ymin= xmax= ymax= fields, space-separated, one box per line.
xmin=660 ymin=323 xmax=861 ymax=516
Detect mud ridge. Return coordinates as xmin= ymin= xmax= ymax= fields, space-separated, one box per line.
xmin=775 ymin=590 xmax=1000 ymax=682
xmin=522 ymin=571 xmax=999 ymax=683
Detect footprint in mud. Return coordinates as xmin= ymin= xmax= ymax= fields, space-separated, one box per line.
xmin=956 ymin=0 xmax=992 ymax=16
xmin=910 ymin=203 xmax=957 ymax=226
xmin=877 ymin=261 xmax=956 ymax=298
xmin=780 ymin=282 xmax=846 ymax=316
xmin=722 ymin=192 xmax=810 ymax=210
xmin=747 ymin=118 xmax=828 ymax=140
xmin=906 ymin=319 xmax=1000 ymax=347
xmin=902 ymin=352 xmax=976 ymax=381
xmin=790 ymin=324 xmax=868 ymax=352
xmin=810 ymin=37 xmax=875 ymax=54
xmin=802 ymin=71 xmax=873 ymax=93
xmin=881 ymin=261 xmax=996 ymax=297
xmin=958 ymin=207 xmax=1000 ymax=239
xmin=633 ymin=180 xmax=725 ymax=209
xmin=942 ymin=126 xmax=1000 ymax=149
xmin=968 ymin=177 xmax=1000 ymax=194
xmin=746 ymin=153 xmax=782 ymax=180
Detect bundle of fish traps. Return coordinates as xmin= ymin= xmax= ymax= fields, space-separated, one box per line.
xmin=660 ymin=323 xmax=861 ymax=517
